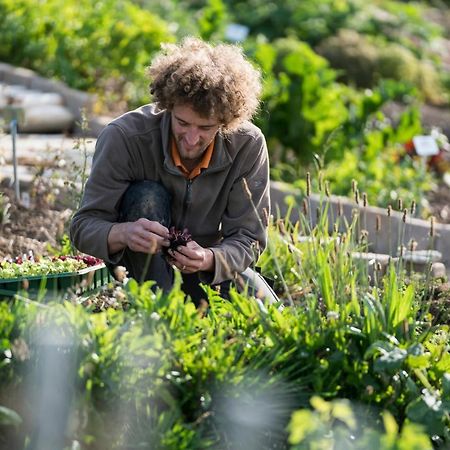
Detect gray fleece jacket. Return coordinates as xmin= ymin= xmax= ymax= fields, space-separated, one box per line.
xmin=70 ymin=104 xmax=270 ymax=284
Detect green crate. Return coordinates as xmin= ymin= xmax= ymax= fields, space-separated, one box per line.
xmin=0 ymin=264 xmax=113 ymax=300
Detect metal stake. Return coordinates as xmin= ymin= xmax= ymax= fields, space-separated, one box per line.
xmin=10 ymin=115 xmax=20 ymax=201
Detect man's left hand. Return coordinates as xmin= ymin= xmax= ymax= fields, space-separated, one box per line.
xmin=168 ymin=240 xmax=215 ymax=273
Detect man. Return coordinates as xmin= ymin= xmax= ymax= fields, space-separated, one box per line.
xmin=70 ymin=37 xmax=276 ymax=305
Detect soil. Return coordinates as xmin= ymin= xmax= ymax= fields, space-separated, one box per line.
xmin=0 ymin=183 xmax=73 ymax=259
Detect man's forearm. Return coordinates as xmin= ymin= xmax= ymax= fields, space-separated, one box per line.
xmin=107 ymin=222 xmax=129 ymax=255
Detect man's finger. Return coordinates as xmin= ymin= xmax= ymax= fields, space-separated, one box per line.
xmin=147 ymin=221 xmax=170 ymax=237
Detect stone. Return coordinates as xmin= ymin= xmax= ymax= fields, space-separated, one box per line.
xmin=432 ymin=262 xmax=447 ymax=279
xmin=14 ymin=91 xmax=64 ymax=106
xmin=0 ymin=63 xmax=97 ymax=134
xmin=401 ymin=249 xmax=442 ymax=263
xmin=19 ymin=104 xmax=74 ymax=133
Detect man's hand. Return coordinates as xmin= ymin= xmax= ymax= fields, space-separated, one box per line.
xmin=168 ymin=240 xmax=215 ymax=273
xmin=108 ymin=219 xmax=170 ymax=255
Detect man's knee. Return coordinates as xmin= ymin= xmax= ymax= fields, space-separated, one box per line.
xmin=119 ymin=180 xmax=171 ymax=226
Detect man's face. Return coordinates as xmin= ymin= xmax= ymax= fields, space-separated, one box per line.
xmin=171 ymin=104 xmax=221 ymax=162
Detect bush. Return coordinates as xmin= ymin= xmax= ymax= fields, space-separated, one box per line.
xmin=289 ymin=398 xmax=433 ymax=449
xmin=248 ymin=34 xmax=432 ymax=209
xmin=224 ymin=0 xmax=362 ymax=44
xmin=316 ymin=29 xmax=380 ymax=88
xmin=377 ymin=44 xmax=445 ymax=105
xmin=317 ymin=30 xmax=447 ymax=104
xmin=347 ymin=1 xmax=444 ymax=53
xmin=0 ymin=0 xmax=175 ymax=108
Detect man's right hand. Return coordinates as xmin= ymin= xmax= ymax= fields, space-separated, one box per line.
xmin=108 ymin=218 xmax=170 ymax=255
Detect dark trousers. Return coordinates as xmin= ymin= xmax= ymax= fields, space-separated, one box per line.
xmin=115 ymin=181 xmax=279 ymax=306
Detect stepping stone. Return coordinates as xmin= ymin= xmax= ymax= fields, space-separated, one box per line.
xmin=0 ymin=83 xmax=74 ymax=133
xmin=19 ymin=104 xmax=74 ymax=133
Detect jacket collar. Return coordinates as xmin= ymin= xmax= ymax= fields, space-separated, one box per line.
xmin=160 ymin=109 xmax=233 ymax=175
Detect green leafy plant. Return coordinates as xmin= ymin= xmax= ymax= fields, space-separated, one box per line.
xmin=280 ymin=84 xmax=436 ymax=216
xmin=0 ymin=405 xmax=22 ymax=427
xmin=313 ymin=108 xmax=434 ymax=213
xmin=288 ymin=396 xmax=433 ymax=449
xmin=249 ymin=37 xmax=351 ymax=164
xmin=0 ymin=255 xmax=102 ymax=279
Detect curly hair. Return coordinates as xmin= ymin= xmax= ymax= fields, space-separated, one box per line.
xmin=146 ymin=37 xmax=262 ymax=132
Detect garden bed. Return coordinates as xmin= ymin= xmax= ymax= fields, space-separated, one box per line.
xmin=270 ymin=181 xmax=450 ymax=275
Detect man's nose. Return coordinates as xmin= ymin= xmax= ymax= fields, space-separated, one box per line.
xmin=185 ymin=128 xmax=200 ymax=145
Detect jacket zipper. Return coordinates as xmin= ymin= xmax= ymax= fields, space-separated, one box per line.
xmin=180 ymin=179 xmax=193 ymax=228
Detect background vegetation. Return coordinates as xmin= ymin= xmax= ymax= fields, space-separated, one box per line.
xmin=2 ymin=0 xmax=449 ymax=214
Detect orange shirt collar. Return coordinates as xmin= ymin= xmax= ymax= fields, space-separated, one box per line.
xmin=171 ymin=138 xmax=215 ymax=180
